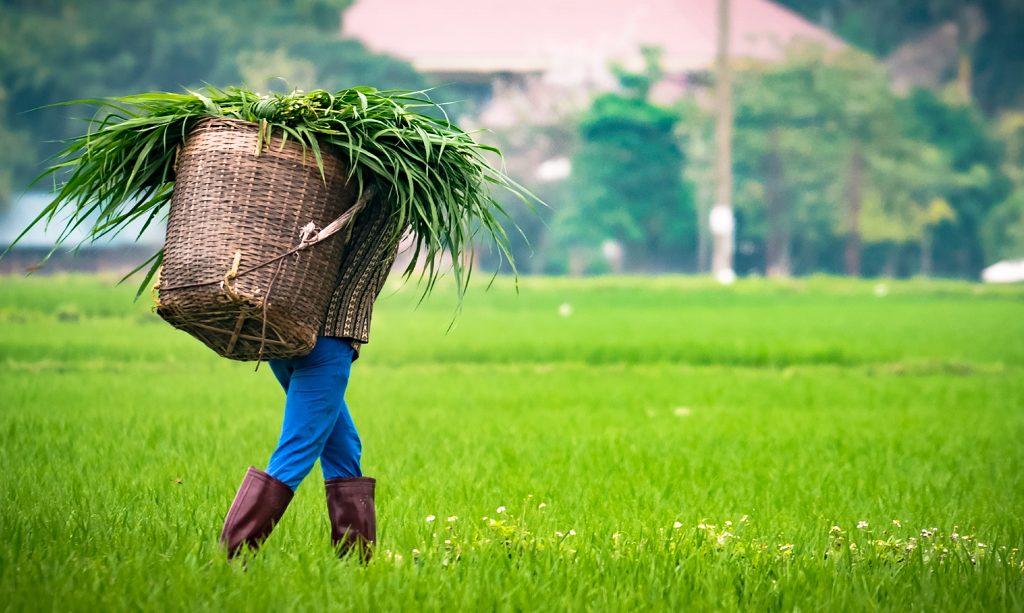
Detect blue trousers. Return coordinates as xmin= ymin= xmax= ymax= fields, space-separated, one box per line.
xmin=265 ymin=336 xmax=362 ymax=490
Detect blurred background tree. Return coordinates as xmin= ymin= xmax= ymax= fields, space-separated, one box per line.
xmin=777 ymin=0 xmax=1024 ymax=114
xmin=728 ymin=41 xmax=1009 ymax=278
xmin=981 ymin=113 xmax=1024 ymax=262
xmin=554 ymin=49 xmax=697 ymax=274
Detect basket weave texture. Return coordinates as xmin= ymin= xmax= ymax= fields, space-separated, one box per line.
xmin=156 ymin=117 xmax=359 ymax=360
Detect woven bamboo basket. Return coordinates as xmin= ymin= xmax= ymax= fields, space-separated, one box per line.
xmin=155 ymin=117 xmax=365 ymax=361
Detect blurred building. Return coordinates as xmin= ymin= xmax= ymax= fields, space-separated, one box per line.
xmin=345 ymin=0 xmax=845 ymax=275
xmin=342 ymin=0 xmax=844 ymax=126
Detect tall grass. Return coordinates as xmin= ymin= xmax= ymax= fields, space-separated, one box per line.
xmin=0 ymin=275 xmax=1022 ymax=611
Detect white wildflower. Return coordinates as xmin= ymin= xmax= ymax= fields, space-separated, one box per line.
xmin=447 ymin=515 xmax=458 ymax=522
xmin=496 ymin=506 xmax=506 ymax=514
xmin=673 ymin=521 xmax=683 ymax=529
xmin=778 ymin=544 xmax=794 ymax=552
xmin=857 ymin=521 xmax=869 ymax=529
xmin=425 ymin=515 xmax=436 ymax=523
xmin=538 ymin=502 xmax=547 ymax=509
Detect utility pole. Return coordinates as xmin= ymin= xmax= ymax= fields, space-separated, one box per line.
xmin=711 ymin=0 xmax=736 ymax=284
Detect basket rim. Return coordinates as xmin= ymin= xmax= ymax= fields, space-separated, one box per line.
xmin=171 ymin=118 xmax=352 ymax=192
xmin=183 ymin=116 xmax=348 ymax=165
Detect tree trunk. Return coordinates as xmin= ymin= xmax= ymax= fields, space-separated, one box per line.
xmin=843 ymin=140 xmax=864 ymax=277
xmin=696 ymin=190 xmax=710 ymax=273
xmin=955 ymin=4 xmax=982 ymax=103
xmin=763 ymin=128 xmax=790 ymax=277
xmin=531 ymin=231 xmax=548 ymax=274
xmin=568 ymin=247 xmax=586 ymax=277
xmin=882 ymin=243 xmax=899 ymax=277
xmin=920 ymin=229 xmax=932 ymax=277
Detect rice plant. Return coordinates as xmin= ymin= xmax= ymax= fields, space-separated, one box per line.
xmin=1 ymin=275 xmax=1023 ymax=611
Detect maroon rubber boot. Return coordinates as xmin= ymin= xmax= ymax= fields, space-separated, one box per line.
xmin=219 ymin=467 xmax=294 ymax=559
xmin=324 ymin=476 xmax=376 ymax=561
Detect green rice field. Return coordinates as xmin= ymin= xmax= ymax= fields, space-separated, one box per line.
xmin=1 ymin=274 xmax=1023 ymax=611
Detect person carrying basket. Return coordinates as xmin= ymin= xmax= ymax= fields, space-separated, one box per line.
xmin=218 ymin=194 xmax=400 ymax=562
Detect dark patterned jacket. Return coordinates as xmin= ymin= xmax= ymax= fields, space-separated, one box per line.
xmin=318 ymin=196 xmax=401 ymax=355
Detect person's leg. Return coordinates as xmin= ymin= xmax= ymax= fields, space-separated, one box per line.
xmin=220 ymin=338 xmax=354 ymax=559
xmin=220 ymin=357 xmax=296 ymax=559
xmin=316 ymin=344 xmax=374 ymax=559
xmin=320 ymin=396 xmax=362 ymax=479
xmin=265 ymin=337 xmax=355 ymax=490
xmin=268 ymin=358 xmax=293 ymax=393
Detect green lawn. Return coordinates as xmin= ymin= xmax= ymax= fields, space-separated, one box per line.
xmin=1 ymin=274 xmax=1022 ymax=611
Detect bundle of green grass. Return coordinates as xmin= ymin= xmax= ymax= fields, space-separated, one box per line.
xmin=16 ymin=86 xmax=534 ymax=298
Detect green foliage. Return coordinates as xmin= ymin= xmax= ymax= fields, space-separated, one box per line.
xmin=777 ymin=0 xmax=1024 ymax=114
xmin=12 ymin=87 xmax=535 ymax=300
xmin=2 ymin=274 xmax=1024 ymax=610
xmin=731 ymin=44 xmax=1006 ymax=276
xmin=981 ymin=189 xmax=1024 ymax=262
xmin=560 ymin=52 xmax=697 ymax=271
xmin=776 ymin=0 xmax=963 ymax=56
xmin=896 ymin=88 xmax=1010 ymax=272
xmin=733 ymin=47 xmax=886 ymax=273
xmin=981 ymin=113 xmax=1024 ymax=263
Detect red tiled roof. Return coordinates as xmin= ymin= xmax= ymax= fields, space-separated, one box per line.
xmin=342 ymin=0 xmax=845 ymax=74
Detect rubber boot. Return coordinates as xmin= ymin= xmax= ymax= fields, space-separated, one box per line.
xmin=220 ymin=467 xmax=294 ymax=559
xmin=324 ymin=476 xmax=376 ymax=561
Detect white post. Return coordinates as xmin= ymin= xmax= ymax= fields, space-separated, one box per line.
xmin=712 ymin=0 xmax=736 ymax=284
